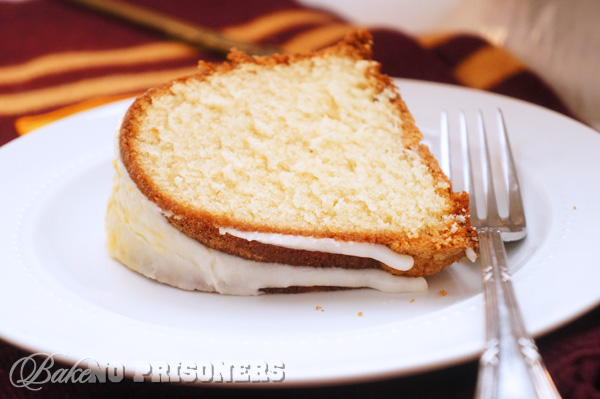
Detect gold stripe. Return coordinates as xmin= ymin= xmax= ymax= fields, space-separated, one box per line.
xmin=0 ymin=42 xmax=197 ymax=85
xmin=15 ymin=93 xmax=139 ymax=135
xmin=281 ymin=23 xmax=354 ymax=53
xmin=417 ymin=32 xmax=455 ymax=48
xmin=455 ymin=45 xmax=525 ymax=89
xmin=221 ymin=9 xmax=334 ymax=43
xmin=0 ymin=66 xmax=197 ymax=116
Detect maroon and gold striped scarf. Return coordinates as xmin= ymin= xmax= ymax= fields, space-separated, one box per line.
xmin=0 ymin=0 xmax=576 ymax=147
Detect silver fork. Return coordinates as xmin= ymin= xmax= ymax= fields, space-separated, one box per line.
xmin=441 ymin=110 xmax=562 ymax=399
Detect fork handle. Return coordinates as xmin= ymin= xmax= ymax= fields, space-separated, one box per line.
xmin=474 ymin=228 xmax=562 ymax=399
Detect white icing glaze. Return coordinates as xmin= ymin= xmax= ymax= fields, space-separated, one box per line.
xmin=105 ymin=157 xmax=427 ymax=295
xmin=218 ymin=228 xmax=414 ymax=271
xmin=465 ymin=247 xmax=477 ymax=262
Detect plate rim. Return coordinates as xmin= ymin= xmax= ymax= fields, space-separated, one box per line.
xmin=1 ymin=78 xmax=599 ymax=386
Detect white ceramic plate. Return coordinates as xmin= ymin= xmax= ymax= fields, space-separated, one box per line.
xmin=1 ymin=79 xmax=599 ymax=386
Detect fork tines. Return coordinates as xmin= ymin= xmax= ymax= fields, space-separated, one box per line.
xmin=440 ymin=109 xmax=526 ymax=241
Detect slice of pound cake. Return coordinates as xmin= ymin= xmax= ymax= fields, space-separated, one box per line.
xmin=106 ymin=29 xmax=477 ymax=295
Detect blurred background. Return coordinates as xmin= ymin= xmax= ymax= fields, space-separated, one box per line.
xmin=303 ymin=0 xmax=600 ymax=130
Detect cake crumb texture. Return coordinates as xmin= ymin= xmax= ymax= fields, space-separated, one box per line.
xmin=118 ymin=29 xmax=477 ymax=278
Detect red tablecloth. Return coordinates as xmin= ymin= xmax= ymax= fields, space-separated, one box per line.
xmin=0 ymin=1 xmax=598 ymax=398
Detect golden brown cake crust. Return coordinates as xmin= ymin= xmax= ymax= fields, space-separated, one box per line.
xmin=119 ymin=29 xmax=477 ymax=278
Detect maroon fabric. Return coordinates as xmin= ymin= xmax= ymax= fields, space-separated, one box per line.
xmin=0 ymin=1 xmax=598 ymax=398
xmin=0 ymin=0 xmax=580 ymax=146
xmin=370 ymin=28 xmax=461 ymax=85
xmin=491 ymin=70 xmax=578 ymax=119
xmin=541 ymin=309 xmax=600 ymax=399
xmin=1 ymin=308 xmax=599 ymax=398
xmin=427 ymin=34 xmax=489 ymax=68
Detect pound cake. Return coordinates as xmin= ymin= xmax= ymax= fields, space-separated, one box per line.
xmin=106 ymin=29 xmax=477 ymax=295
